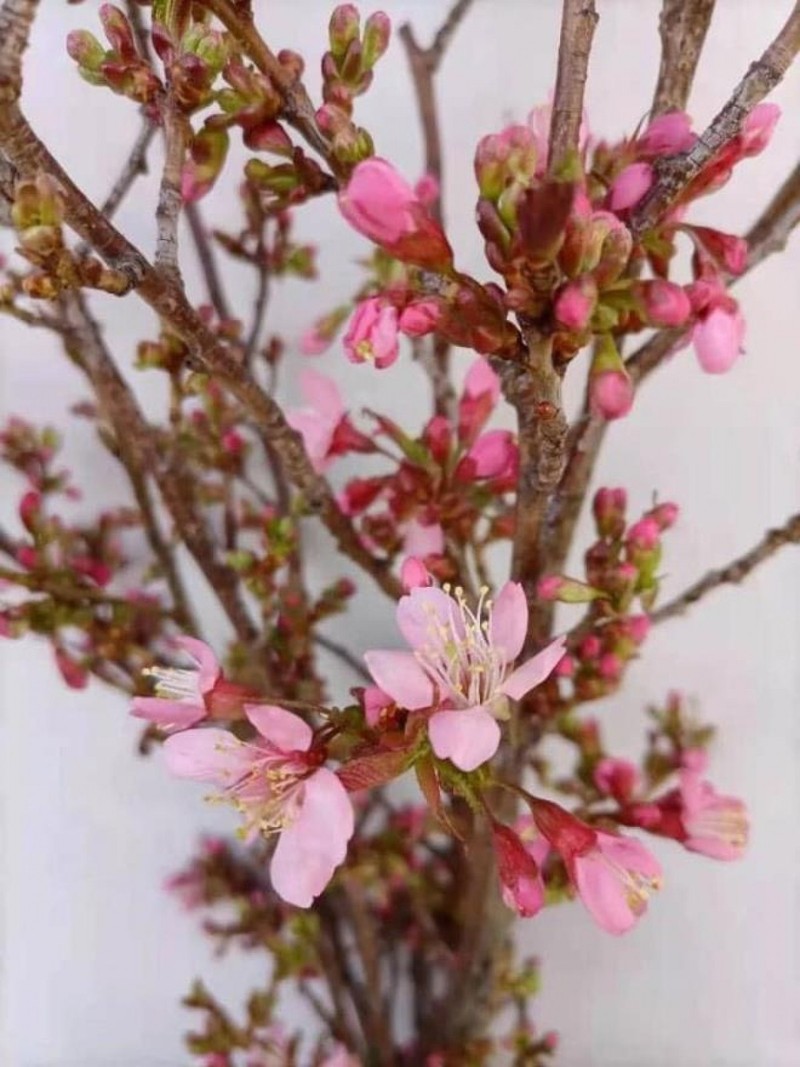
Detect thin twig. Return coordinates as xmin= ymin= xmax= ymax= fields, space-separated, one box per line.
xmin=100 ymin=119 xmax=157 ymax=221
xmin=184 ymin=200 xmax=235 ymax=323
xmin=314 ymin=632 xmax=369 ymax=682
xmin=651 ymin=512 xmax=800 ymax=623
xmin=632 ymin=2 xmax=800 ymax=233
xmin=548 ymin=0 xmax=599 ymax=175
xmin=651 ymin=0 xmax=717 ymax=117
xmin=155 ymin=102 xmax=186 ymax=281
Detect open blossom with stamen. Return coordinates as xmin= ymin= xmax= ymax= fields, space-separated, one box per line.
xmin=364 ymin=582 xmax=566 ymax=772
xmin=132 ymin=636 xmax=219 ymax=731
xmin=163 ymin=704 xmax=354 ymax=908
xmin=679 ymin=770 xmax=749 ymax=860
xmin=532 ymin=798 xmax=662 ymax=935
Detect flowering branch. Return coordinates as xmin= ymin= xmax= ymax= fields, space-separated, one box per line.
xmin=632 ymin=1 xmax=800 ymax=233
xmin=651 ymin=0 xmax=717 ymax=117
xmin=651 ymin=511 xmax=800 ymax=623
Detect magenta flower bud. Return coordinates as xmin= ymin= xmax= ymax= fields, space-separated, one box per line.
xmin=181 ymin=126 xmax=229 ymax=202
xmin=690 ymin=225 xmax=748 ymax=276
xmin=244 ymin=120 xmax=293 ymax=155
xmin=740 ymin=102 xmax=780 ymax=157
xmin=593 ymin=487 xmax=627 ymax=537
xmin=423 ymin=414 xmax=453 ymax=464
xmin=554 ymin=276 xmax=597 ymax=331
xmin=362 ymin=11 xmax=391 ymax=68
xmin=579 ymin=635 xmax=601 ymax=661
xmin=594 ymin=757 xmax=640 ymax=801
xmin=598 ymin=652 xmax=623 ymax=682
xmin=400 ymin=557 xmax=432 ymax=591
xmin=623 ymin=614 xmax=651 ymax=646
xmin=343 ymin=297 xmax=399 ymax=368
xmin=537 ymin=575 xmax=564 ymax=601
xmin=328 ymin=4 xmax=361 ymax=59
xmin=648 ymin=501 xmax=679 ymax=530
xmin=338 ymin=157 xmax=453 ymax=269
xmin=640 ymin=279 xmax=691 ymax=327
xmin=414 ymin=173 xmax=439 ymax=208
xmin=99 ymin=4 xmax=137 ymax=60
xmin=608 ymin=162 xmax=653 ymax=212
xmin=638 ymin=111 xmax=696 ymax=156
xmin=537 ymin=575 xmax=604 ymax=603
xmin=590 ymin=370 xmax=633 ymax=420
xmin=554 ymin=653 xmax=575 ymax=678
xmin=627 ymin=517 xmax=660 ymax=551
xmin=692 ymin=306 xmax=745 ymax=374
xmin=543 ymin=1032 xmax=560 ymax=1053
xmin=221 ymin=429 xmax=244 ymax=456
xmin=465 ymin=429 xmax=517 ymax=479
xmin=19 ymin=490 xmax=41 ymax=530
xmin=398 ymin=299 xmax=440 ymax=337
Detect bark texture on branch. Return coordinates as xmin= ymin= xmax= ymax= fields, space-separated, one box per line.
xmin=632 ymin=1 xmax=800 ymax=233
xmin=548 ymin=0 xmax=598 ymax=174
xmin=651 ymin=0 xmax=717 ymax=117
xmin=0 ymin=0 xmax=39 ymax=101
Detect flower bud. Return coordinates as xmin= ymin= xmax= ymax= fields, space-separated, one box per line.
xmin=362 ymin=11 xmax=391 ymax=68
xmin=639 ymin=279 xmax=691 ymax=327
xmin=589 ymin=335 xmax=633 ymax=421
xmin=593 ymin=487 xmax=627 ymax=538
xmin=537 ymin=575 xmax=605 ymax=603
xmin=328 ymin=5 xmax=361 ymax=61
xmin=554 ymin=276 xmax=597 ymax=331
xmin=608 ymin=162 xmax=653 ymax=212
xmin=400 ymin=557 xmax=432 ymax=591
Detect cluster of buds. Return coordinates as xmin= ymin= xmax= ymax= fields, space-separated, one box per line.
xmin=328 ymin=357 xmax=517 ymax=572
xmin=214 ymin=201 xmax=317 ymax=283
xmin=10 ymin=175 xmax=129 ymax=297
xmin=537 ymin=489 xmax=678 ymax=703
xmin=317 ymin=5 xmax=391 ymax=164
xmin=67 ymin=4 xmax=163 ymax=111
xmin=151 ymin=10 xmax=228 ymax=112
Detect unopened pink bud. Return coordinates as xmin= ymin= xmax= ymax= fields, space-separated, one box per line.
xmin=542 ymin=1031 xmax=560 ymax=1052
xmin=399 ymin=299 xmax=440 ymax=337
xmin=638 ymin=111 xmax=695 ymax=155
xmin=608 ymin=162 xmax=653 ymax=212
xmin=598 ymin=652 xmax=623 ymax=681
xmin=414 ymin=173 xmax=439 ymax=208
xmin=554 ymin=653 xmax=575 ymax=678
xmin=594 ymin=757 xmax=639 ymax=800
xmin=579 ymin=635 xmax=601 ymax=660
xmin=593 ymin=487 xmax=627 ymax=537
xmin=640 ymin=279 xmax=691 ymax=327
xmin=537 ymin=575 xmax=564 ymax=600
xmin=649 ymin=501 xmax=679 ymax=529
xmin=362 ymin=11 xmax=391 ymax=68
xmin=400 ymin=557 xmax=432 ymax=591
xmin=627 ymin=517 xmax=660 ymax=550
xmin=466 ymin=430 xmax=517 ymax=479
xmin=221 ymin=428 xmax=244 ymax=456
xmin=590 ymin=370 xmax=633 ymax=420
xmin=625 ymin=614 xmax=651 ymax=645
xmin=692 ymin=307 xmax=745 ymax=374
xmin=343 ymin=297 xmax=399 ymax=368
xmin=554 ymin=277 xmax=597 ymax=331
xmin=19 ymin=490 xmax=41 ymax=530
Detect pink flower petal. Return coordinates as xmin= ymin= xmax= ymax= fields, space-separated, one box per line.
xmin=463 ymin=356 xmax=500 ymax=401
xmin=692 ymin=308 xmax=745 ymax=373
xmin=488 ymin=581 xmax=528 ymax=661
xmin=299 ymin=369 xmax=344 ymax=420
xmin=131 ymin=696 xmax=206 ymax=729
xmin=173 ymin=635 xmax=219 ymax=693
xmin=363 ymin=650 xmax=434 ymax=710
xmin=403 ymin=519 xmax=444 ymax=558
xmin=163 ymin=728 xmax=252 ymax=782
xmin=428 ymin=706 xmax=501 ymax=771
xmin=396 ymin=586 xmax=463 ymax=650
xmin=270 ymin=768 xmax=354 ymax=907
xmin=244 ymin=704 xmax=313 ymax=753
xmin=501 ymin=635 xmax=567 ymax=700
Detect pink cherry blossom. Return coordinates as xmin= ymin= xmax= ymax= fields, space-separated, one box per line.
xmin=364 ymin=582 xmax=566 ymax=772
xmin=343 ymin=297 xmax=400 ymax=369
xmin=640 ymin=279 xmax=691 ymax=327
xmin=692 ymin=306 xmax=745 ymax=373
xmin=361 ymin=685 xmax=393 ymax=727
xmin=463 ymin=356 xmax=500 ymax=403
xmin=678 ymin=770 xmax=748 ymax=860
xmin=532 ymin=799 xmax=662 ymax=935
xmin=164 ymin=704 xmax=354 ymax=907
xmin=740 ymin=102 xmax=780 ymax=157
xmin=608 ymin=162 xmax=654 ymax=212
xmin=132 ymin=636 xmax=219 ymax=731
xmin=286 ymin=370 xmax=344 ymax=472
xmin=594 ymin=757 xmax=640 ymax=803
xmin=400 ymin=556 xmax=432 ymax=591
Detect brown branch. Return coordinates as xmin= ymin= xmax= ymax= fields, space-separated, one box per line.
xmin=504 ymin=333 xmax=569 ymax=640
xmin=0 ymin=0 xmax=40 ymax=102
xmin=632 ymin=1 xmax=800 ymax=233
xmin=399 ymin=3 xmax=474 ymax=419
xmin=651 ymin=511 xmax=800 ymax=623
xmin=548 ymin=0 xmax=599 ymax=175
xmin=100 ymin=118 xmax=156 ymax=221
xmin=184 ymin=200 xmax=235 ymax=323
xmin=0 ymin=565 xmax=174 ymax=617
xmin=155 ymin=102 xmax=186 ymax=281
xmin=0 ymin=103 xmax=402 ymax=602
xmin=651 ymin=0 xmax=717 ymax=117
xmin=201 ymin=0 xmax=333 ymax=167
xmin=745 ymin=157 xmax=800 ymax=268
xmin=314 ymin=632 xmax=369 ymax=682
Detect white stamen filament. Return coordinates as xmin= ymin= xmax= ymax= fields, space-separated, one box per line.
xmin=144 ymin=665 xmax=201 ymax=703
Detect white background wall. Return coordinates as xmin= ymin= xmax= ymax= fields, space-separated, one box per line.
xmin=1 ymin=1 xmax=799 ymax=1064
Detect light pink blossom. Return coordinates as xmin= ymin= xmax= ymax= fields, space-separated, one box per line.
xmin=678 ymin=770 xmax=749 ymax=860
xmin=638 ymin=111 xmax=696 ymax=156
xmin=343 ymin=297 xmax=400 ymax=369
xmin=132 ymin=636 xmax=219 ymax=731
xmin=338 ymin=158 xmax=420 ymax=244
xmin=465 ymin=429 xmax=517 ymax=479
xmin=740 ymin=102 xmax=780 ymax=157
xmin=554 ymin=278 xmax=597 ymax=331
xmin=361 ymin=684 xmax=394 ymax=727
xmin=403 ymin=519 xmax=444 ymax=558
xmin=164 ymin=704 xmax=354 ymax=907
xmin=286 ymin=370 xmax=344 ymax=472
xmin=365 ymin=583 xmax=566 ymax=772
